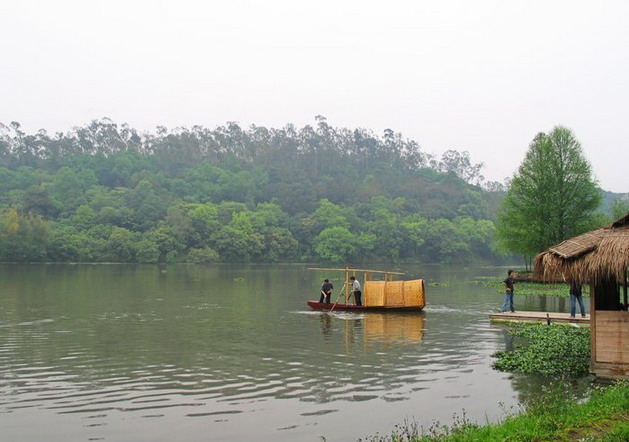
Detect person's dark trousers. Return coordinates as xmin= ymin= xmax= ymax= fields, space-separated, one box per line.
xmin=570 ymin=293 xmax=586 ymax=317
xmin=319 ymin=293 xmax=330 ymax=303
xmin=501 ymin=292 xmax=515 ymax=312
xmin=354 ymin=291 xmax=362 ymax=306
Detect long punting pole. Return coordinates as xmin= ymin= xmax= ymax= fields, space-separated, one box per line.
xmin=329 ymin=285 xmax=346 ymax=313
xmin=345 ymin=267 xmax=349 ymax=304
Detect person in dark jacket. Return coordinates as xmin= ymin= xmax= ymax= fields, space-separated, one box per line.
xmin=501 ymin=269 xmax=516 ymax=313
xmin=319 ymin=279 xmax=333 ymax=304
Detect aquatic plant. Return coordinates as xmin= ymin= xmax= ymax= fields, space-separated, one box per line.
xmin=492 ymin=324 xmax=590 ymax=375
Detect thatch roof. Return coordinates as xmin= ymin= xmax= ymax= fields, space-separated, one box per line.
xmin=534 ymin=213 xmax=629 ymax=284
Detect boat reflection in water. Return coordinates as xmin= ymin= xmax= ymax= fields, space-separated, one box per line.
xmin=326 ymin=312 xmax=425 ymax=349
xmin=363 ymin=312 xmax=425 ymax=346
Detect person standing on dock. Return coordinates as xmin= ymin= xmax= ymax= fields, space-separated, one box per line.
xmin=319 ymin=279 xmax=333 ymax=304
xmin=569 ymin=280 xmax=586 ymax=318
xmin=501 ymin=269 xmax=516 ymax=313
xmin=350 ymin=276 xmax=362 ymax=306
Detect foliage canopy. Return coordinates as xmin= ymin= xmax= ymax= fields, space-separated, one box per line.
xmin=496 ymin=126 xmax=602 ymax=259
xmin=1 ymin=118 xmax=618 ymax=264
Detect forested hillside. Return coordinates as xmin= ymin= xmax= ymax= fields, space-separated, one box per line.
xmin=1 ymin=117 xmax=505 ymax=263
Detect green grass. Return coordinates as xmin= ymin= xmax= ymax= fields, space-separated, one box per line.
xmin=361 ymin=382 xmax=629 ymax=441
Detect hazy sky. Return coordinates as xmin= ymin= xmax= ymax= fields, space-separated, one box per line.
xmin=1 ymin=0 xmax=627 ymax=192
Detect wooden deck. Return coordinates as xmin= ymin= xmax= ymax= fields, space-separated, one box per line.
xmin=489 ymin=311 xmax=590 ymax=325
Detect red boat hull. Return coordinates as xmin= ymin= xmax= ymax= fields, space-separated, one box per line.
xmin=307 ymin=300 xmax=424 ymax=312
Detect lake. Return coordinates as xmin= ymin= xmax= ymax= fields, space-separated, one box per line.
xmin=0 ymin=263 xmax=586 ymax=441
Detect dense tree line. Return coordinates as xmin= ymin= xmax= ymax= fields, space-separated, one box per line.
xmin=0 ymin=117 xmax=503 ymax=263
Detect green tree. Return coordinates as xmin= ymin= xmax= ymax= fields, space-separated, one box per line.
xmin=0 ymin=209 xmax=50 ymax=261
xmin=212 ymin=225 xmax=263 ymax=262
xmin=422 ymin=218 xmax=470 ymax=263
xmin=47 ymin=226 xmax=88 ymax=262
xmin=311 ymin=199 xmax=349 ymax=230
xmin=262 ymin=227 xmax=298 ymax=262
xmin=135 ymin=236 xmax=160 ymax=263
xmin=145 ymin=224 xmax=186 ymax=263
xmin=314 ymin=226 xmax=356 ymax=262
xmin=187 ymin=247 xmax=219 ymax=263
xmin=51 ymin=167 xmax=97 ymax=213
xmin=400 ymin=214 xmax=428 ymax=258
xmin=496 ymin=127 xmax=601 ymax=262
xmin=104 ymin=227 xmax=136 ymax=262
xmin=22 ymin=186 xmax=61 ymax=217
xmin=367 ymin=207 xmax=403 ymax=260
xmin=71 ymin=205 xmax=97 ymax=230
xmin=187 ymin=202 xmax=221 ymax=245
xmin=210 ymin=212 xmax=264 ymax=262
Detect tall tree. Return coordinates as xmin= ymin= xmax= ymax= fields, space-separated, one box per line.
xmin=496 ymin=126 xmax=601 ymax=263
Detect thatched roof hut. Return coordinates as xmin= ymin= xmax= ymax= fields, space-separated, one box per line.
xmin=534 ymin=212 xmax=629 ymax=379
xmin=534 ymin=213 xmax=629 ymax=284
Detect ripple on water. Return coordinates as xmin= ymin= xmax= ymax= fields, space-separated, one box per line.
xmin=186 ymin=410 xmax=243 ymax=417
xmin=300 ymin=409 xmax=338 ymax=416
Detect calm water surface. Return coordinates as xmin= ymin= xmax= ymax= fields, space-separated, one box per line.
xmin=0 ymin=264 xmax=585 ymax=441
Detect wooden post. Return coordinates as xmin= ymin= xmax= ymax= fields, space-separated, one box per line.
xmin=623 ymin=269 xmax=627 ymax=310
xmin=590 ymin=282 xmax=597 ymax=373
xmin=344 ymin=267 xmax=349 ymax=304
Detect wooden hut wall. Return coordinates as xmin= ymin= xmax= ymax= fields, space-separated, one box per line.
xmin=590 ymin=278 xmax=629 ymax=377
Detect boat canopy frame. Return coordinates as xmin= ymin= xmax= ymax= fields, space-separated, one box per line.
xmin=308 ymin=266 xmax=406 ymax=305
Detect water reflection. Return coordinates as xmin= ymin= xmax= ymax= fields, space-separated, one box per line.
xmin=509 ymin=373 xmax=595 ymax=411
xmin=363 ymin=313 xmax=425 ymax=346
xmin=319 ymin=312 xmax=332 ymax=338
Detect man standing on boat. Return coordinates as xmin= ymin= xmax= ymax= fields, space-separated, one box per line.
xmin=319 ymin=279 xmax=333 ymax=304
xmin=350 ymin=276 xmax=362 ymax=306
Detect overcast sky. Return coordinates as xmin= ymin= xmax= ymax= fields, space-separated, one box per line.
xmin=1 ymin=0 xmax=627 ymax=192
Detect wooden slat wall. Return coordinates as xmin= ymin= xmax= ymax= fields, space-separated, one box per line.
xmin=594 ymin=311 xmax=629 ymax=364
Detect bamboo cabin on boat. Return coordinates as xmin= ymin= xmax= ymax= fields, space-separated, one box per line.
xmin=534 ymin=213 xmax=629 ymax=379
xmin=307 ymin=267 xmax=426 ymax=311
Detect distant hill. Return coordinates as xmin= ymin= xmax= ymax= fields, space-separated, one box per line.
xmin=0 ymin=117 xmax=620 ymax=264
xmin=601 ymin=190 xmax=629 ymax=218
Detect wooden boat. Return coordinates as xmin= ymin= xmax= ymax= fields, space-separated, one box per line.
xmin=307 ymin=266 xmax=425 ymax=312
xmin=307 ymin=300 xmax=423 ymax=312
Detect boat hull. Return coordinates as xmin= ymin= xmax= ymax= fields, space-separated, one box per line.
xmin=307 ymin=300 xmax=424 ymax=312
